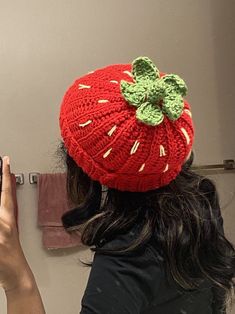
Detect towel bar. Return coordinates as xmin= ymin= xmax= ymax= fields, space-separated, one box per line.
xmin=27 ymin=159 xmax=235 ymax=184
xmin=191 ymin=159 xmax=235 ymax=171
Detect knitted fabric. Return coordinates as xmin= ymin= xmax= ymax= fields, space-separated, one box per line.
xmin=59 ymin=57 xmax=194 ymax=192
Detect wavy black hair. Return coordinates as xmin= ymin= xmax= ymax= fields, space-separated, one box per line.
xmin=55 ymin=141 xmax=235 ymax=312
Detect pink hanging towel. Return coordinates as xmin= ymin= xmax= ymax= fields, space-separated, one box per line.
xmin=37 ymin=172 xmax=81 ymax=249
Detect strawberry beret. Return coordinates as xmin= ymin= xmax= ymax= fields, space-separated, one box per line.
xmin=59 ymin=56 xmax=194 ymax=192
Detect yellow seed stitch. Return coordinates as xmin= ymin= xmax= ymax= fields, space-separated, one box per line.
xmin=107 ymin=125 xmax=117 ymax=136
xmin=160 ymin=145 xmax=166 ymax=157
xmin=103 ymin=148 xmax=112 ymax=158
xmin=78 ymin=84 xmax=91 ymax=89
xmin=138 ymin=163 xmax=145 ymax=172
xmin=130 ymin=140 xmax=140 ymax=155
xmin=181 ymin=127 xmax=190 ymax=145
xmin=123 ymin=70 xmax=133 ymax=78
xmin=163 ymin=164 xmax=169 ymax=172
xmin=79 ymin=120 xmax=92 ymax=127
xmin=98 ymin=100 xmax=109 ymax=104
xmin=184 ymin=109 xmax=192 ymax=117
xmin=110 ymin=80 xmax=119 ymax=84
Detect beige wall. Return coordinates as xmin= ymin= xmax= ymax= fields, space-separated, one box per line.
xmin=0 ymin=0 xmax=234 ymax=313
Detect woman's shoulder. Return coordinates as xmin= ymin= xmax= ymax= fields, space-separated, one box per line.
xmin=82 ymin=230 xmax=164 ymax=313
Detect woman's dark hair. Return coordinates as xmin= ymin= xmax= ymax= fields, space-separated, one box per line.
xmin=56 ymin=141 xmax=235 ymax=312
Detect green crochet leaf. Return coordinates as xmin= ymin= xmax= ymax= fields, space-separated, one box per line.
xmin=148 ymin=80 xmax=166 ymax=104
xmin=132 ymin=57 xmax=160 ymax=83
xmin=120 ymin=56 xmax=187 ymax=127
xmin=162 ymin=93 xmax=184 ymax=120
xmin=120 ymin=80 xmax=147 ymax=106
xmin=161 ymin=74 xmax=187 ymax=96
xmin=136 ymin=102 xmax=164 ymax=126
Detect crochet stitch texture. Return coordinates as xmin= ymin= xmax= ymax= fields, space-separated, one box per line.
xmin=59 ymin=56 xmax=194 ymax=192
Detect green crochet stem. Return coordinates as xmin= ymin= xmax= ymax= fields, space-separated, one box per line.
xmin=120 ymin=56 xmax=188 ymax=126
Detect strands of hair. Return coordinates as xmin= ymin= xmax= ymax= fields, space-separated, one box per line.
xmin=55 ymin=141 xmax=235 ymax=312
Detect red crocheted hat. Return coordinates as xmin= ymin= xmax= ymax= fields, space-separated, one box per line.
xmin=59 ymin=56 xmax=194 ymax=192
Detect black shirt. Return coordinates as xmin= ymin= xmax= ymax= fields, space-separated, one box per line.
xmin=80 ymin=180 xmax=225 ymax=314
